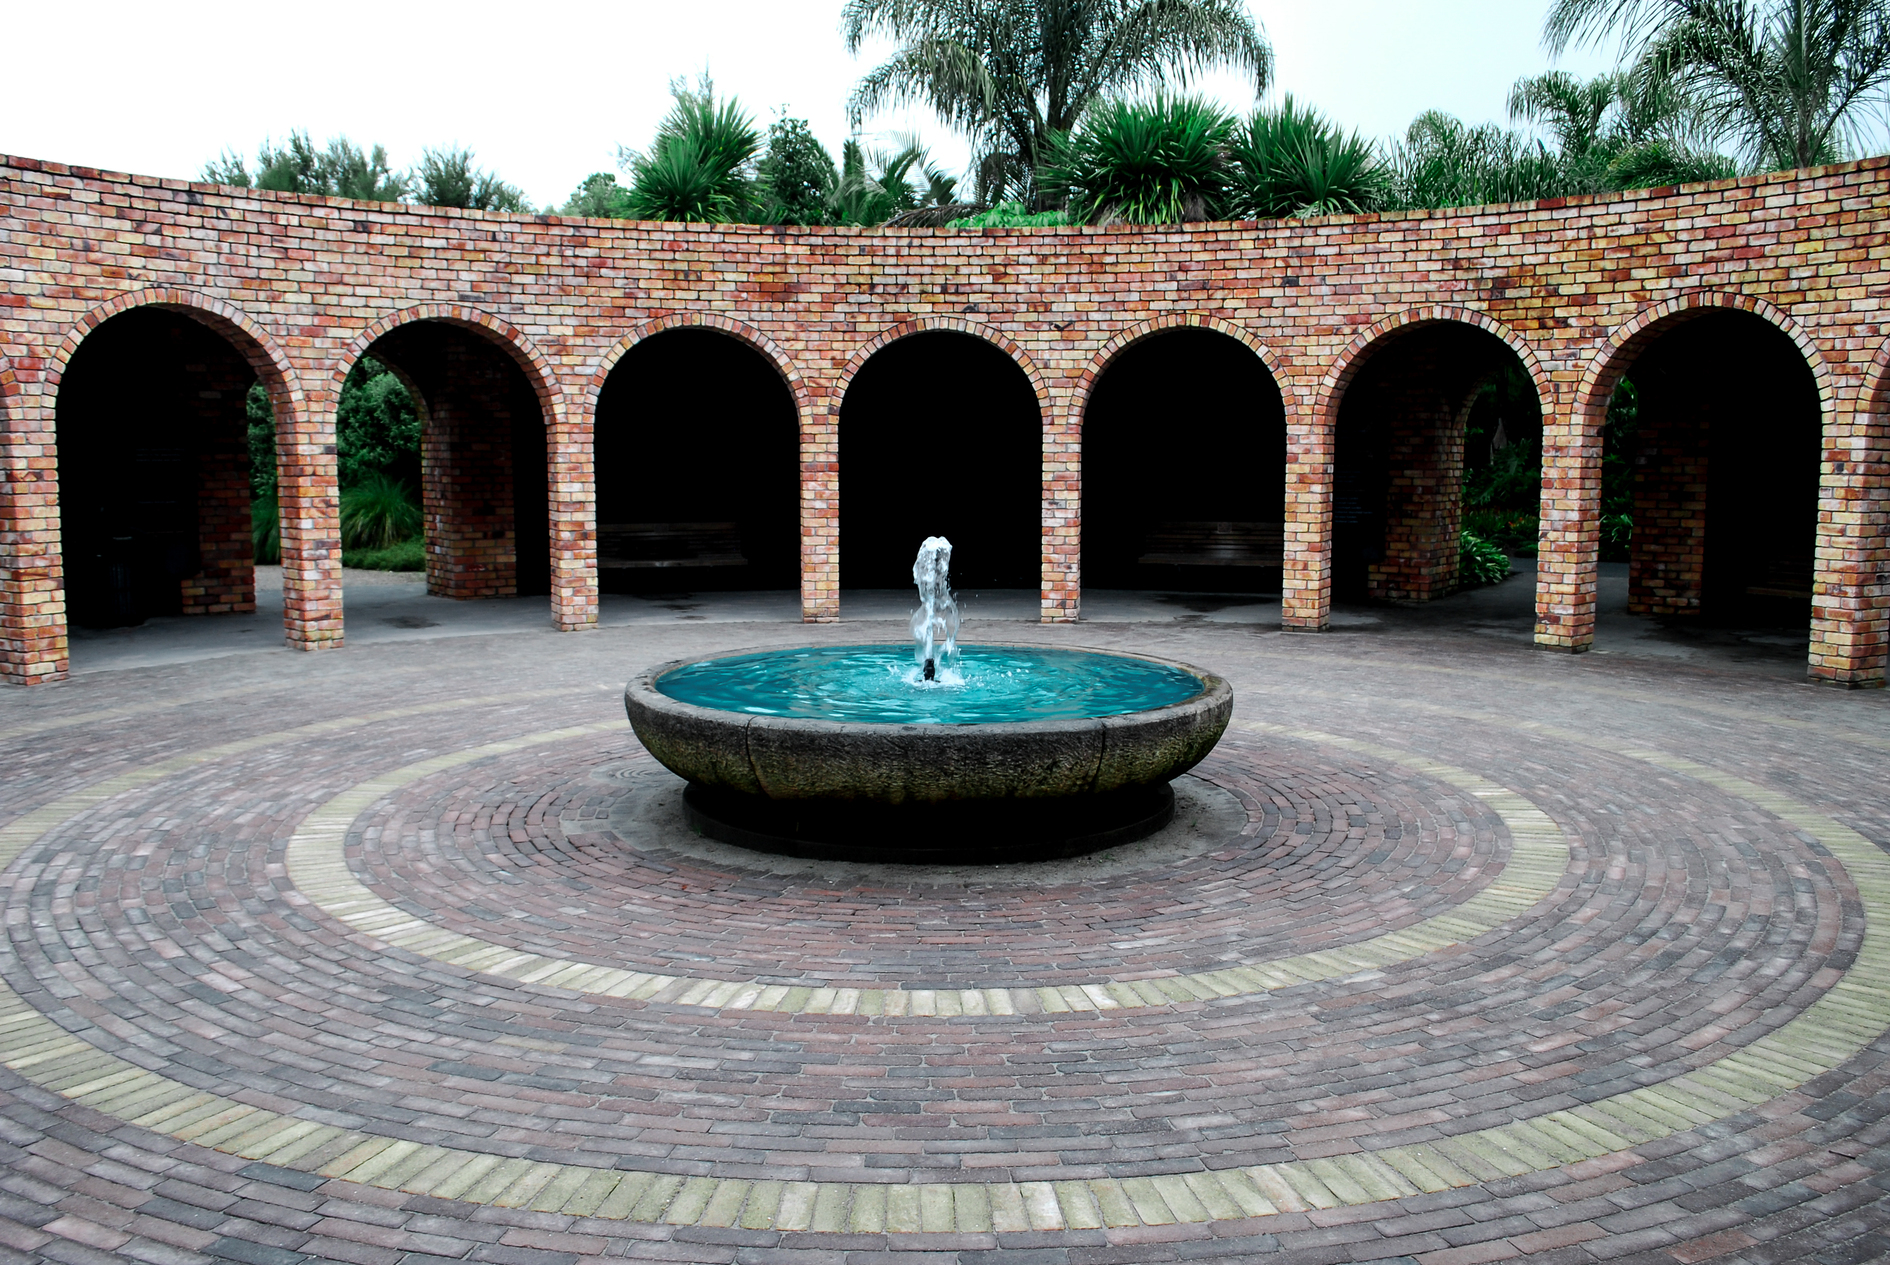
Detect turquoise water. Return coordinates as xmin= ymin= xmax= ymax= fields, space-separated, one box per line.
xmin=657 ymin=645 xmax=1204 ymax=724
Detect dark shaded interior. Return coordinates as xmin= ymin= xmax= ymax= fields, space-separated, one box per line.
xmin=594 ymin=328 xmax=800 ymax=592
xmin=370 ymin=323 xmax=550 ymax=597
xmin=1333 ymin=324 xmax=1540 ymax=600
xmin=841 ymin=331 xmax=1041 ymax=589
xmin=1082 ymin=329 xmax=1286 ymax=593
xmin=56 ymin=309 xmax=254 ymax=628
xmin=1624 ymin=310 xmax=1821 ymax=626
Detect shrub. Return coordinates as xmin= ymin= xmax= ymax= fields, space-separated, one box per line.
xmin=1226 ymin=96 xmax=1387 ymax=219
xmin=1043 ymin=95 xmax=1233 ymax=225
xmin=1460 ymin=531 xmax=1512 ymax=587
xmin=343 ymin=537 xmax=426 ymax=571
xmin=945 ymin=201 xmax=1073 ymax=227
xmin=339 ymin=471 xmax=422 ymax=551
xmin=1463 ymin=508 xmax=1539 ymax=557
xmin=252 ymin=494 xmax=280 ymax=565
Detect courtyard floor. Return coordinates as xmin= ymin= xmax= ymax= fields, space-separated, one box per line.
xmin=4 ymin=579 xmax=1886 ymax=1263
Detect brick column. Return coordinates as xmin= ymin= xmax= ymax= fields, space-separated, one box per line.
xmin=277 ymin=383 xmax=344 ymax=651
xmin=1626 ymin=376 xmax=1708 ymax=616
xmin=801 ymin=394 xmax=838 ymax=622
xmin=181 ymin=355 xmax=257 ymax=616
xmin=1808 ymin=395 xmax=1888 ymax=686
xmin=1535 ymin=392 xmax=1599 ymax=651
xmin=548 ymin=399 xmax=597 ymax=632
xmin=1041 ymin=389 xmax=1079 ymax=622
xmin=1368 ymin=368 xmax=1465 ymax=603
xmin=0 ymin=378 xmax=69 ymax=684
xmin=1282 ymin=386 xmax=1331 ymax=631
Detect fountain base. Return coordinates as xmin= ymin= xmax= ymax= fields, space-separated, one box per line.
xmin=681 ymin=782 xmax=1176 ymax=864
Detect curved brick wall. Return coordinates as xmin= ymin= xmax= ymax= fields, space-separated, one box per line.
xmin=0 ymin=153 xmax=1885 ymax=684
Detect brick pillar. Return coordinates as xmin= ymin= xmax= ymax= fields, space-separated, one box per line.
xmin=1041 ymin=390 xmax=1079 ymax=622
xmin=548 ymin=400 xmax=596 ymax=632
xmin=801 ymin=394 xmax=839 ymax=622
xmin=278 ymin=381 xmax=344 ymax=651
xmin=1809 ymin=395 xmax=1889 ymax=686
xmin=1535 ymin=390 xmax=1599 ymax=651
xmin=181 ymin=356 xmax=257 ymax=616
xmin=1368 ymin=357 xmax=1465 ymax=603
xmin=1282 ymin=387 xmax=1332 ymax=631
xmin=1627 ymin=374 xmax=1709 ymax=616
xmin=0 ymin=377 xmax=68 ymax=684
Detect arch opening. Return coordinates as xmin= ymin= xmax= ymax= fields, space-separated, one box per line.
xmin=55 ymin=309 xmax=264 ymax=631
xmin=1604 ymin=309 xmax=1822 ymax=631
xmin=1081 ymin=328 xmax=1286 ymax=596
xmin=1333 ymin=322 xmax=1543 ymax=608
xmin=840 ymin=331 xmax=1042 ymax=591
xmin=352 ymin=320 xmax=550 ymax=603
xmin=593 ymin=328 xmax=800 ymax=593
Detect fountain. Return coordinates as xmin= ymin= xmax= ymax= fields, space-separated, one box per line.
xmin=623 ymin=538 xmax=1232 ymax=862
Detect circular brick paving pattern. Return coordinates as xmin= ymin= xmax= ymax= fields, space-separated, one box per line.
xmin=0 ymin=622 xmax=1886 ymax=1263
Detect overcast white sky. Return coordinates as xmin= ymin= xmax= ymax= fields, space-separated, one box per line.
xmin=5 ymin=1 xmax=1623 ymax=210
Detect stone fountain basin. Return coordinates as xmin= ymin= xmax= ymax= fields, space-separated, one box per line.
xmin=622 ymin=647 xmax=1233 ymax=806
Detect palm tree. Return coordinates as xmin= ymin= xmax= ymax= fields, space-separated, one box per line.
xmin=623 ymin=78 xmax=763 ymax=223
xmin=1544 ymin=0 xmax=1890 ymax=171
xmin=842 ymin=0 xmax=1271 ymax=208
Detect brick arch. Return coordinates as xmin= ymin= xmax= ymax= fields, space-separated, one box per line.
xmin=49 ymin=287 xmax=305 ymax=411
xmin=1313 ymin=305 xmax=1552 ymax=423
xmin=1858 ymin=333 xmax=1890 ymax=415
xmin=1072 ymin=314 xmax=1285 ymax=416
xmin=586 ymin=314 xmax=811 ymax=420
xmin=834 ymin=318 xmax=1049 ymax=414
xmin=1573 ymin=290 xmax=1835 ymax=430
xmin=334 ymin=303 xmax=563 ymax=421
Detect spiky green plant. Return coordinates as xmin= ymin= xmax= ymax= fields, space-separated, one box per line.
xmin=339 ymin=471 xmax=422 ymax=551
xmin=1226 ymin=95 xmax=1387 ymax=218
xmin=1383 ymin=111 xmax=1573 ymax=209
xmin=624 ymin=78 xmax=762 ymax=223
xmin=1460 ymin=531 xmax=1514 ymax=586
xmin=1043 ymin=95 xmax=1233 ymax=224
xmin=945 ymin=200 xmax=1073 ymax=226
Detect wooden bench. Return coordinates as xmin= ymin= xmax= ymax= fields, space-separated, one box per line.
xmin=597 ymin=522 xmax=748 ymax=570
xmin=1137 ymin=522 xmax=1285 ymax=568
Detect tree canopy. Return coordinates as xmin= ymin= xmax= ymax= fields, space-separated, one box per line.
xmin=205 ymin=133 xmax=528 ymax=211
xmin=843 ymin=0 xmax=1271 ymax=207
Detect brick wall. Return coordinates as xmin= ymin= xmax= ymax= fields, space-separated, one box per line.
xmin=0 ymin=154 xmax=1885 ymax=685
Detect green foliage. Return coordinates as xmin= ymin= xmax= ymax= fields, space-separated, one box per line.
xmin=414 ymin=146 xmax=530 ymax=211
xmin=246 ymin=383 xmax=276 ymax=500
xmin=623 ymin=77 xmax=762 ymax=223
xmin=1460 ymin=531 xmax=1514 ymax=586
xmin=1463 ymin=508 xmax=1541 ymax=556
xmin=758 ymin=118 xmax=837 ymax=224
xmin=1384 ymin=111 xmax=1573 ymax=209
xmin=1226 ymin=95 xmax=1388 ymax=218
xmin=342 ymin=537 xmax=426 ymax=571
xmin=561 ymin=172 xmax=633 ymax=218
xmin=843 ymin=0 xmax=1271 ymax=208
xmin=945 ymin=200 xmax=1072 ymax=226
xmin=1601 ymin=377 xmax=1642 ymax=561
xmin=252 ymin=494 xmax=280 ymax=565
xmin=339 ymin=471 xmax=422 ymax=551
xmin=1043 ymin=95 xmax=1233 ymax=224
xmin=828 ymin=137 xmax=947 ymax=224
xmin=1545 ymin=0 xmax=1890 ymax=172
xmin=337 ymin=356 xmax=421 ymax=489
xmin=202 ymin=132 xmax=408 ymax=201
xmin=1508 ymin=69 xmax=1736 ymax=192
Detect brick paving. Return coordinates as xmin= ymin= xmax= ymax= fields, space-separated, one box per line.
xmin=0 ymin=618 xmax=1887 ymax=1262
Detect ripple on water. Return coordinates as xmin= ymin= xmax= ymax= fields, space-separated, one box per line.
xmin=655 ymin=644 xmax=1206 ymax=724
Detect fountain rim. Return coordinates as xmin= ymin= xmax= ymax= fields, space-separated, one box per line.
xmin=629 ymin=642 xmax=1229 ymax=733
